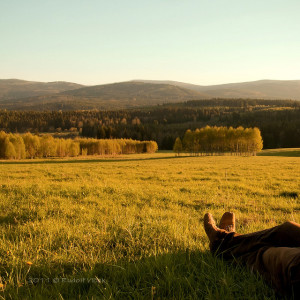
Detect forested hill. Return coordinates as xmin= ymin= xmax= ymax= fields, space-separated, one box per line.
xmin=1 ymin=79 xmax=300 ymax=111
xmin=0 ymin=79 xmax=84 ymax=101
xmin=0 ymin=82 xmax=208 ymax=111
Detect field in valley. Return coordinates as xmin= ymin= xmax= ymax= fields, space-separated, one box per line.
xmin=0 ymin=151 xmax=299 ymax=299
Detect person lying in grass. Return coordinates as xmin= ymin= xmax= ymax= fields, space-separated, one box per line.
xmin=204 ymin=212 xmax=300 ymax=298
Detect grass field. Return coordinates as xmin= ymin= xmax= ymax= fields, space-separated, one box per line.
xmin=258 ymin=148 xmax=300 ymax=157
xmin=0 ymin=152 xmax=299 ymax=299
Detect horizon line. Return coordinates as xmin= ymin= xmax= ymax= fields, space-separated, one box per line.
xmin=1 ymin=77 xmax=300 ymax=87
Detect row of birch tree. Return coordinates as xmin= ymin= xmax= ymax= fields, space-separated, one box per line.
xmin=173 ymin=126 xmax=263 ymax=156
xmin=77 ymin=138 xmax=158 ymax=156
xmin=0 ymin=131 xmax=158 ymax=159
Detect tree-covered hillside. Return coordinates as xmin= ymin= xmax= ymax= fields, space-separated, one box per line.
xmin=0 ymin=99 xmax=299 ymax=150
xmin=1 ymin=79 xmax=300 ymax=111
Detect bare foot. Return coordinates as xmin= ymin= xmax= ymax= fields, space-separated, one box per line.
xmin=204 ymin=213 xmax=219 ymax=243
xmin=219 ymin=212 xmax=236 ymax=232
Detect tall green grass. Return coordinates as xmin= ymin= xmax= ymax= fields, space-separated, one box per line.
xmin=0 ymin=154 xmax=299 ymax=299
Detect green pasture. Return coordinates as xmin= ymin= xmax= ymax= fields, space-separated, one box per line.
xmin=258 ymin=148 xmax=300 ymax=157
xmin=0 ymin=153 xmax=299 ymax=299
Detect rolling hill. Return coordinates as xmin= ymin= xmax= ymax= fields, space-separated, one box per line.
xmin=0 ymin=81 xmax=209 ymax=110
xmin=135 ymin=79 xmax=300 ymax=99
xmin=0 ymin=79 xmax=84 ymax=101
xmin=1 ymin=79 xmax=300 ymax=111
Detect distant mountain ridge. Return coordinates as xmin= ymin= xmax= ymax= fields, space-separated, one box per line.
xmin=0 ymin=82 xmax=208 ymax=110
xmin=0 ymin=78 xmax=300 ymax=110
xmin=0 ymin=79 xmax=84 ymax=101
xmin=61 ymin=81 xmax=208 ymax=100
xmin=134 ymin=79 xmax=300 ymax=99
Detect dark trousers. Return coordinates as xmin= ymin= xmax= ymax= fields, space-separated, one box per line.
xmin=211 ymin=221 xmax=300 ymax=298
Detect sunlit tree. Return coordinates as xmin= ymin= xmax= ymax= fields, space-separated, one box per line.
xmin=173 ymin=137 xmax=183 ymax=156
xmin=4 ymin=138 xmax=16 ymax=159
xmin=177 ymin=126 xmax=263 ymax=156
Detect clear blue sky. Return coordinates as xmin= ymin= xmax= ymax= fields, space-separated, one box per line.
xmin=1 ymin=0 xmax=300 ymax=85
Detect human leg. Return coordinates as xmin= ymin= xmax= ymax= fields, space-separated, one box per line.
xmin=204 ymin=213 xmax=300 ymax=297
xmin=258 ymin=221 xmax=300 ymax=248
xmin=207 ymin=217 xmax=300 ymax=257
xmin=260 ymin=246 xmax=300 ymax=297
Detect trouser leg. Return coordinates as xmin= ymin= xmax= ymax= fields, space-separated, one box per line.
xmin=260 ymin=247 xmax=300 ymax=297
xmin=210 ymin=221 xmax=300 ymax=297
xmin=258 ymin=221 xmax=300 ymax=248
xmin=211 ymin=221 xmax=300 ymax=257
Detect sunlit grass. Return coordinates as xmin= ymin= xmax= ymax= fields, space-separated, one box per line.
xmin=0 ymin=154 xmax=299 ymax=299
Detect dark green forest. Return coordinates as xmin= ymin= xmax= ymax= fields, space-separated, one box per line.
xmin=0 ymin=99 xmax=299 ymax=150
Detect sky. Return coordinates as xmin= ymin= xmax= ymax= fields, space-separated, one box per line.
xmin=1 ymin=0 xmax=300 ymax=86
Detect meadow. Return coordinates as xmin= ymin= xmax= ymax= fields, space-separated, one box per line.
xmin=0 ymin=151 xmax=299 ymax=299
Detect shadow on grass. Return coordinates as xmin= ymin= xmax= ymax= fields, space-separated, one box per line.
xmin=0 ymin=215 xmax=17 ymax=226
xmin=3 ymin=250 xmax=277 ymax=299
xmin=279 ymin=191 xmax=299 ymax=199
xmin=0 ymin=155 xmax=191 ymax=165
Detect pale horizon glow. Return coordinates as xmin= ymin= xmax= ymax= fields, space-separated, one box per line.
xmin=1 ymin=0 xmax=300 ymax=86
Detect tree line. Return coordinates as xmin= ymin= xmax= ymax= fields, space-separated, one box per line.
xmin=174 ymin=126 xmax=263 ymax=156
xmin=0 ymin=131 xmax=158 ymax=159
xmin=77 ymin=138 xmax=157 ymax=156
